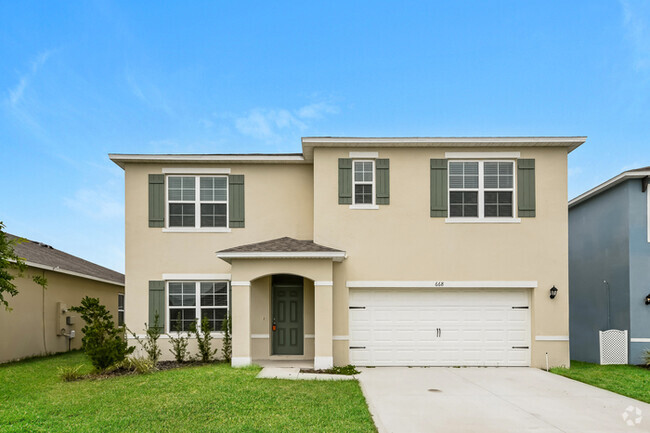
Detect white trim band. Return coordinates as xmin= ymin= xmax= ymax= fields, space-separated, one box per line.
xmin=305 ymin=334 xmax=315 ymax=339
xmin=349 ymin=151 xmax=379 ymax=158
xmin=535 ymin=336 xmax=570 ymax=341
xmin=346 ymin=280 xmax=538 ymax=289
xmin=231 ymin=281 xmax=251 ymax=287
xmin=162 ymin=273 xmax=231 ymax=281
xmin=231 ymin=357 xmax=252 ymax=367
xmin=314 ymin=281 xmax=333 ymax=286
xmin=251 ymin=334 xmax=270 ymax=339
xmin=22 ymin=260 xmax=124 ymax=287
xmin=333 ymin=335 xmax=349 ymax=341
xmin=349 ymin=204 xmax=379 ymax=210
xmin=162 ymin=167 xmax=232 ymax=174
xmin=631 ymin=338 xmax=650 ymax=343
xmin=314 ymin=356 xmax=334 ymax=370
xmin=445 ymin=151 xmax=521 ymax=159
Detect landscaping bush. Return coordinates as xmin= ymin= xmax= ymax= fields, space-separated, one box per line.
xmin=221 ymin=313 xmax=232 ymax=363
xmin=190 ymin=316 xmax=217 ymax=362
xmin=129 ymin=313 xmax=162 ymax=365
xmin=70 ymin=296 xmax=134 ymax=371
xmin=168 ymin=314 xmax=189 ymax=363
xmin=643 ymin=349 xmax=650 ymax=367
xmin=121 ymin=356 xmax=156 ymax=374
xmin=58 ymin=365 xmax=84 ymax=382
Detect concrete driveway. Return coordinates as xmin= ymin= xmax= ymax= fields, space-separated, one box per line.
xmin=357 ymin=367 xmax=650 ymax=433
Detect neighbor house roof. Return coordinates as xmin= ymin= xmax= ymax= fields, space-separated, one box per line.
xmin=110 ymin=136 xmax=587 ymax=167
xmin=569 ymin=167 xmax=650 ymax=208
xmin=216 ymin=237 xmax=346 ymax=263
xmin=7 ymin=234 xmax=124 ymax=286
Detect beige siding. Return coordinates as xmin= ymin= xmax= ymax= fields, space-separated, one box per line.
xmin=0 ymin=267 xmax=123 ymax=364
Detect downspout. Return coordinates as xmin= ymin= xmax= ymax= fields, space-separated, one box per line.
xmin=41 ymin=271 xmax=47 ymax=354
xmin=602 ymin=280 xmax=610 ymax=330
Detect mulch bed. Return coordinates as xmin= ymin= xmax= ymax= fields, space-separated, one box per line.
xmin=81 ymin=361 xmax=220 ymax=380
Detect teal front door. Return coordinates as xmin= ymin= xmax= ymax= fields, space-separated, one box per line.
xmin=272 ymin=275 xmax=304 ymax=355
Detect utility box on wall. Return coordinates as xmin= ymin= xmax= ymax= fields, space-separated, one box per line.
xmin=56 ymin=302 xmax=68 ymax=335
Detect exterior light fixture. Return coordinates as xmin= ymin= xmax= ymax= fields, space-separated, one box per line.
xmin=645 ymin=294 xmax=650 ymax=305
xmin=550 ymin=286 xmax=558 ymax=299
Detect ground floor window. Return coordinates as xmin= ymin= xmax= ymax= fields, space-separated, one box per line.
xmin=168 ymin=281 xmax=229 ymax=332
xmin=117 ymin=293 xmax=125 ymax=326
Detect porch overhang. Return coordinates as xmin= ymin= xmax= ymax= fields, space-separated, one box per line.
xmin=215 ymin=237 xmax=347 ymax=264
xmin=217 ymin=251 xmax=346 ymax=263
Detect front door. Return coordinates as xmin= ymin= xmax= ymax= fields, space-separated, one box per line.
xmin=272 ymin=275 xmax=304 ymax=355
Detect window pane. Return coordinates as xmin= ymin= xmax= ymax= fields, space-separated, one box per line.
xmin=354 ymin=184 xmax=373 ymax=204
xmin=484 ymin=162 xmax=513 ymax=190
xmin=118 ymin=311 xmax=124 ymax=327
xmin=169 ymin=204 xmax=195 ymax=227
xmin=169 ymin=309 xmax=196 ymax=332
xmin=483 ymin=191 xmax=512 ymax=217
xmin=168 ymin=177 xmax=195 ymax=201
xmin=450 ymin=192 xmax=477 ymax=217
xmin=200 ymin=204 xmax=227 ymax=227
xmin=201 ymin=308 xmax=227 ymax=332
xmin=449 ymin=162 xmax=478 ymax=189
xmin=464 ymin=162 xmax=478 ymax=175
xmin=200 ymin=177 xmax=227 ymax=202
xmin=118 ymin=294 xmax=124 ymax=309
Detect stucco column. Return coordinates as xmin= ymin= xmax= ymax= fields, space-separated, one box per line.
xmin=231 ymin=281 xmax=251 ymax=367
xmin=314 ymin=281 xmax=333 ymax=370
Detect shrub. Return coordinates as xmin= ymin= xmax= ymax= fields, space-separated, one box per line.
xmin=129 ymin=313 xmax=162 ymax=365
xmin=643 ymin=349 xmax=650 ymax=367
xmin=122 ymin=356 xmax=156 ymax=374
xmin=191 ymin=316 xmax=217 ymax=362
xmin=70 ymin=296 xmax=134 ymax=371
xmin=329 ymin=365 xmax=360 ymax=375
xmin=168 ymin=314 xmax=189 ymax=363
xmin=58 ymin=365 xmax=84 ymax=382
xmin=221 ymin=313 xmax=232 ymax=363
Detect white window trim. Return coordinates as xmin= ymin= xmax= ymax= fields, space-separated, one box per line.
xmin=165 ymin=175 xmax=229 ymax=231
xmin=446 ymin=159 xmax=518 ymax=223
xmin=166 ymin=281 xmax=230 ymax=335
xmin=352 ymin=159 xmax=376 ymax=206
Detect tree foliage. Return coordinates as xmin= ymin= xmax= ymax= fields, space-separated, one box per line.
xmin=168 ymin=313 xmax=189 ymax=363
xmin=70 ymin=296 xmax=134 ymax=371
xmin=129 ymin=312 xmax=162 ymax=365
xmin=221 ymin=313 xmax=232 ymax=363
xmin=0 ymin=222 xmax=26 ymax=309
xmin=190 ymin=316 xmax=217 ymax=362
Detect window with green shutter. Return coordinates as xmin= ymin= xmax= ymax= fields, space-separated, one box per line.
xmin=517 ymin=159 xmax=536 ymax=217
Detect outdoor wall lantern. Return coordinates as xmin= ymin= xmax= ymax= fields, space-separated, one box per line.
xmin=550 ymin=286 xmax=558 ymax=299
xmin=645 ymin=293 xmax=650 ymax=305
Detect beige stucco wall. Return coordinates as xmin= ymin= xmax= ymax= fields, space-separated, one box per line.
xmin=123 ymin=162 xmax=314 ymax=359
xmin=313 ymin=146 xmax=570 ymax=368
xmin=122 ymin=145 xmax=571 ymax=368
xmin=0 ymin=267 xmax=123 ymax=364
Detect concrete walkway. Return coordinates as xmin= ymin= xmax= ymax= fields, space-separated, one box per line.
xmin=358 ymin=367 xmax=650 ymax=433
xmin=256 ymin=366 xmax=355 ymax=381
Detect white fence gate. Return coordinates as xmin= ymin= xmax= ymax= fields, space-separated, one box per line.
xmin=599 ymin=329 xmax=628 ymax=365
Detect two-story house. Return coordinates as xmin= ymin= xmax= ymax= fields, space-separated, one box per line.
xmin=110 ymin=136 xmax=585 ymax=370
xmin=569 ymin=167 xmax=650 ymax=365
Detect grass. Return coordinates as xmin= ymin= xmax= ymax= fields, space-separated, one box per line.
xmin=551 ymin=361 xmax=650 ymax=404
xmin=0 ymin=351 xmax=376 ymax=433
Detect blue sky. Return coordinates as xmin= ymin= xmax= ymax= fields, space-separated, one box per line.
xmin=1 ymin=1 xmax=649 ymax=273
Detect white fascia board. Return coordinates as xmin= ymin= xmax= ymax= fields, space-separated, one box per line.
xmin=631 ymin=338 xmax=650 ymax=343
xmin=216 ymin=251 xmax=346 ymax=262
xmin=109 ymin=154 xmax=307 ymax=168
xmin=445 ymin=151 xmax=521 ymax=159
xmin=162 ymin=167 xmax=231 ymax=174
xmin=22 ymin=260 xmax=124 ymax=287
xmin=569 ymin=170 xmax=650 ymax=208
xmin=162 ymin=273 xmax=231 ymax=280
xmin=346 ymin=280 xmax=538 ymax=289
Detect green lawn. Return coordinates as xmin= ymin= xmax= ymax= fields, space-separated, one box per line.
xmin=551 ymin=361 xmax=650 ymax=403
xmin=0 ymin=351 xmax=376 ymax=433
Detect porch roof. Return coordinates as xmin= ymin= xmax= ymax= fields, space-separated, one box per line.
xmin=216 ymin=237 xmax=346 ymax=263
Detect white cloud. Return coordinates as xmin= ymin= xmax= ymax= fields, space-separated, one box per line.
xmin=5 ymin=49 xmax=54 ymax=107
xmin=125 ymin=70 xmax=174 ymax=116
xmin=64 ymin=187 xmax=124 ymax=220
xmin=620 ymin=0 xmax=650 ymax=71
xmin=233 ymin=101 xmax=339 ymax=142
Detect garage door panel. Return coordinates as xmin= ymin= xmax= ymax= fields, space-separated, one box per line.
xmin=349 ymin=289 xmax=530 ymax=367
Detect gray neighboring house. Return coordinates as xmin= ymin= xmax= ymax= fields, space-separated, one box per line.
xmin=569 ymin=167 xmax=650 ymax=364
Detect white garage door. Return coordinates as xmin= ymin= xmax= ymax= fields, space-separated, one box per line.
xmin=349 ymin=289 xmax=531 ymax=367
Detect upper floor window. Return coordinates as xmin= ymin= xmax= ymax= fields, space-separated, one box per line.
xmin=353 ymin=160 xmax=375 ymax=205
xmin=449 ymin=161 xmax=514 ymax=219
xmin=167 ymin=176 xmax=228 ymax=229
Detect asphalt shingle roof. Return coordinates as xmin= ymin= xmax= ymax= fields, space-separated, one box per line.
xmin=6 ymin=233 xmax=124 ymax=285
xmin=218 ymin=237 xmax=343 ymax=253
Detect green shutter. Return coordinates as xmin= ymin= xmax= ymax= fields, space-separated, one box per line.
xmin=148 ymin=174 xmax=164 ymax=228
xmin=229 ymin=175 xmax=245 ymax=228
xmin=518 ymin=159 xmax=536 ymax=217
xmin=338 ymin=158 xmax=352 ymax=204
xmin=430 ymin=159 xmax=448 ymax=217
xmin=376 ymin=159 xmax=390 ymax=205
xmin=148 ymin=280 xmax=165 ymax=331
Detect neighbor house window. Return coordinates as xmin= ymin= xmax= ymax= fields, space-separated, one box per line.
xmin=449 ymin=161 xmax=514 ymax=219
xmin=168 ymin=281 xmax=229 ymax=332
xmin=167 ymin=176 xmax=228 ymax=229
xmin=117 ymin=293 xmax=125 ymax=326
xmin=353 ymin=160 xmax=375 ymax=205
